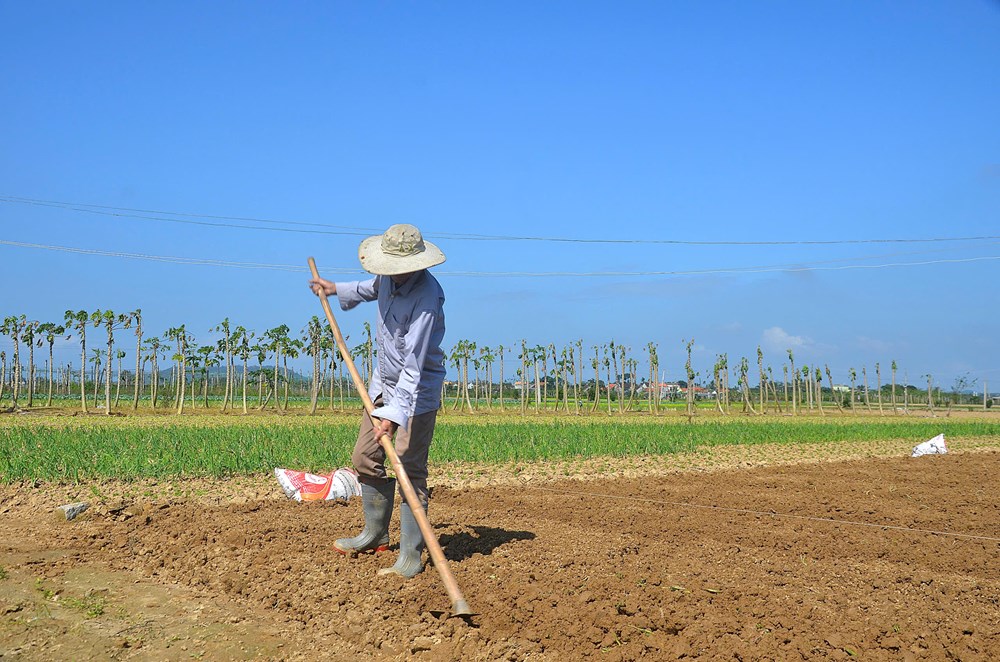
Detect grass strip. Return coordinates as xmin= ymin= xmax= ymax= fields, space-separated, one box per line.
xmin=2 ymin=419 xmax=998 ymax=483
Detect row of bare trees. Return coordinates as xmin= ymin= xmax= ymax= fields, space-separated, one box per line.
xmin=439 ymin=338 xmax=971 ymax=417
xmin=0 ymin=311 xmax=377 ymax=415
xmin=1 ymin=311 xmax=987 ymax=416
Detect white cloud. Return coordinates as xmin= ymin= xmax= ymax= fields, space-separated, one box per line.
xmin=761 ymin=326 xmax=811 ymax=352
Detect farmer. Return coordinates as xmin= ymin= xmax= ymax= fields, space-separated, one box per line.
xmin=308 ymin=223 xmax=446 ymax=578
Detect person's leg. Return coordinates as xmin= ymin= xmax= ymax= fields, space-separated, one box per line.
xmin=378 ymin=409 xmax=436 ymax=577
xmin=350 ymin=401 xmax=392 ymax=487
xmin=334 ymin=405 xmax=395 ymax=555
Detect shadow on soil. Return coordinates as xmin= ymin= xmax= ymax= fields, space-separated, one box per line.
xmin=437 ymin=525 xmax=536 ymax=561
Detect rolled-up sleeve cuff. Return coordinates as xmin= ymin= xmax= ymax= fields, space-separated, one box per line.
xmin=371 ymin=405 xmax=409 ymax=432
xmin=335 ymin=283 xmax=360 ymax=311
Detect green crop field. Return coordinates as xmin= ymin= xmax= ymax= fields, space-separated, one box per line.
xmin=2 ymin=412 xmax=998 ymax=483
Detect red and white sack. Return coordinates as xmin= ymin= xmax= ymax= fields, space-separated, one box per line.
xmin=274 ymin=467 xmax=362 ymax=502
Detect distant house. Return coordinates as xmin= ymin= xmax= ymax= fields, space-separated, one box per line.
xmin=680 ymin=385 xmax=715 ymax=400
xmin=660 ymin=382 xmax=682 ymax=398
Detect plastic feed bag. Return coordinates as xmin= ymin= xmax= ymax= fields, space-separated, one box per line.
xmin=274 ymin=467 xmax=362 ymax=502
xmin=911 ymin=434 xmax=947 ymax=457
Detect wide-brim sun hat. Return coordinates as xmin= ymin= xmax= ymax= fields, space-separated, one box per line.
xmin=358 ymin=224 xmax=446 ymax=276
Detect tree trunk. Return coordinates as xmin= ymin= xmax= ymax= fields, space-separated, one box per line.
xmin=826 ymin=365 xmax=842 ymax=413
xmin=463 ymin=356 xmax=473 ymax=413
xmin=104 ymin=332 xmax=113 ymax=414
xmin=282 ymin=356 xmax=290 ymax=411
xmin=177 ymin=341 xmax=186 ymax=415
xmin=309 ymin=339 xmax=319 ymax=415
xmin=151 ymin=355 xmax=158 ymax=408
xmin=533 ymin=356 xmax=541 ymax=413
xmin=338 ymin=359 xmax=345 ymax=411
xmin=272 ymin=348 xmax=281 ymax=412
xmin=10 ymin=330 xmax=21 ymax=408
xmin=46 ymin=344 xmax=55 ymax=406
xmin=815 ymin=370 xmax=824 ymax=416
xmin=862 ymin=368 xmax=872 ymax=412
xmin=714 ymin=363 xmax=724 ymax=414
xmin=876 ymin=363 xmax=884 ymax=416
xmin=92 ymin=357 xmax=100 ymax=408
xmin=114 ymin=353 xmax=123 ymax=407
xmin=26 ymin=340 xmax=35 ymax=408
xmin=591 ymin=350 xmax=601 ymax=413
xmin=541 ymin=351 xmax=549 ymax=412
xmin=563 ymin=357 xmax=571 ymax=412
xmin=498 ymin=347 xmax=505 ymax=413
xmin=606 ymin=358 xmax=614 ymax=416
xmin=78 ymin=331 xmax=87 ymax=412
xmin=572 ymin=345 xmax=581 ymax=416
xmin=132 ymin=316 xmax=142 ymax=410
xmin=242 ymin=357 xmax=249 ymax=414
xmin=891 ymin=364 xmax=897 ymax=413
xmin=770 ymin=378 xmax=783 ymax=414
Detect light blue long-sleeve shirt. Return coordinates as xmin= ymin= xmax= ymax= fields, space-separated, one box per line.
xmin=335 ymin=269 xmax=446 ymax=431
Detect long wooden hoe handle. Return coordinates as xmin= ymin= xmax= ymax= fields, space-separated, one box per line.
xmin=307 ymin=257 xmax=472 ymax=617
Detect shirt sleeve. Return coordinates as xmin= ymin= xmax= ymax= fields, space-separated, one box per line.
xmin=370 ymin=307 xmax=438 ymax=431
xmin=335 ymin=276 xmax=379 ymax=310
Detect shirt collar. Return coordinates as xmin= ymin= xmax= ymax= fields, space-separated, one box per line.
xmin=390 ymin=269 xmax=425 ymax=297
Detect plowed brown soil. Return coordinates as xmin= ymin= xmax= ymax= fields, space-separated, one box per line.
xmin=2 ymin=446 xmax=999 ymax=660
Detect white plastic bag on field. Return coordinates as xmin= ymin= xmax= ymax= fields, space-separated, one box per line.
xmin=274 ymin=467 xmax=362 ymax=502
xmin=911 ymin=434 xmax=947 ymax=457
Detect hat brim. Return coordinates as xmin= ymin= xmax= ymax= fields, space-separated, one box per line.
xmin=357 ymin=235 xmax=446 ymax=276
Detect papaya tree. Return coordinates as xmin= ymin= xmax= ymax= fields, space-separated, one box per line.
xmin=684 ymin=339 xmax=697 ymax=422
xmin=1 ymin=315 xmax=25 ymax=407
xmin=890 ymin=360 xmax=897 ymax=413
xmin=786 ymin=349 xmax=797 ymax=416
xmin=130 ymin=309 xmax=143 ymax=410
xmin=89 ymin=348 xmax=103 ymax=408
xmin=497 ymin=344 xmax=506 ymax=412
xmin=875 ymin=362 xmax=883 ymax=416
xmin=303 ymin=316 xmax=323 ymax=414
xmin=165 ymin=325 xmax=189 ymax=414
xmin=91 ymin=309 xmax=130 ymax=414
xmin=848 ymin=368 xmax=857 ymax=411
xmin=64 ymin=310 xmax=89 ymax=412
xmin=815 ymin=367 xmax=824 ymax=416
xmin=232 ymin=326 xmax=253 ymax=414
xmin=143 ymin=336 xmax=162 ymax=408
xmin=213 ymin=317 xmax=234 ymax=412
xmin=757 ymin=346 xmax=766 ymax=413
xmin=21 ymin=319 xmax=39 ymax=408
xmin=114 ymin=349 xmax=127 ymax=407
xmin=825 ymin=364 xmax=841 ymax=413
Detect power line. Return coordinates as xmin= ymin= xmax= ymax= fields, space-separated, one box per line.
xmin=0 ymin=240 xmax=358 ymax=274
xmin=0 ymin=195 xmax=380 ymax=233
xmin=3 ymin=239 xmax=998 ymax=277
xmin=445 ymin=255 xmax=1000 ymax=277
xmin=3 ymin=194 xmax=998 ymax=246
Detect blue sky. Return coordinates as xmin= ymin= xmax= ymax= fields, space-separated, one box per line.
xmin=1 ymin=1 xmax=998 ymax=390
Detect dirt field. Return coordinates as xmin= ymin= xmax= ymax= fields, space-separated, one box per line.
xmin=2 ymin=440 xmax=999 ymax=660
